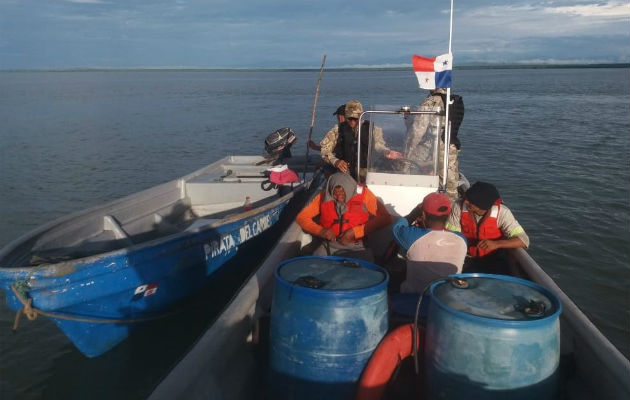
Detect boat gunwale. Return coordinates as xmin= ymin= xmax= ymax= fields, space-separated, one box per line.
xmin=147 ymin=180 xmax=322 ymax=400
xmin=0 ymin=187 xmax=300 ymax=278
xmin=0 ymin=157 xmax=226 ymax=261
xmin=511 ymin=248 xmax=630 ymax=391
xmin=148 ymin=217 xmax=309 ymax=400
xmin=148 ymin=228 xmax=630 ymax=400
xmin=0 ymin=155 xmax=301 ymax=274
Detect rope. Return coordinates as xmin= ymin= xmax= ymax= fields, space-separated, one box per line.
xmin=323 ymin=240 xmax=332 ymax=256
xmin=10 ymin=284 xmax=177 ymax=331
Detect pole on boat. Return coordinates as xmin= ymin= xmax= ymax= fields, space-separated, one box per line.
xmin=302 ymin=54 xmax=327 ymax=182
xmin=441 ymin=0 xmax=454 ymax=193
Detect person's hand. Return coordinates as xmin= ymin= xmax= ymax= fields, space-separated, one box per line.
xmin=478 ymin=239 xmax=499 ymax=252
xmin=319 ymin=227 xmax=337 ymax=241
xmin=339 ymin=228 xmax=356 ymax=245
xmin=334 ymin=159 xmax=349 ymax=174
xmin=385 ymin=150 xmax=404 ymax=160
xmin=405 ymin=204 xmax=423 ymax=225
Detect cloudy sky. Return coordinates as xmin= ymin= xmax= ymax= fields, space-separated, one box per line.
xmin=1 ymin=0 xmax=628 ymax=69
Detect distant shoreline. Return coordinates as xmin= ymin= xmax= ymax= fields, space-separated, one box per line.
xmin=1 ymin=63 xmax=628 ymax=72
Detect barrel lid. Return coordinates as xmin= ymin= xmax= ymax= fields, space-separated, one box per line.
xmin=431 ymin=274 xmax=559 ymax=320
xmin=277 ymin=256 xmax=386 ymax=291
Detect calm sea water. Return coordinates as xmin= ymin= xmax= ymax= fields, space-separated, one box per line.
xmin=0 ymin=68 xmax=628 ymax=399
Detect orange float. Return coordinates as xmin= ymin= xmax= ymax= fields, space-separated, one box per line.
xmin=355 ymin=323 xmax=421 ymax=400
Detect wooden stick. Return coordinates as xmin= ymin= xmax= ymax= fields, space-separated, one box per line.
xmin=303 ymin=54 xmax=327 ymax=181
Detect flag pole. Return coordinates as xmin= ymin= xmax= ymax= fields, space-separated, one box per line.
xmin=442 ymin=0 xmax=454 ymax=193
xmin=448 ymin=0 xmax=454 ymax=53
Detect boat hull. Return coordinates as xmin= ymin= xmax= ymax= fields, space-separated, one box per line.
xmin=1 ymin=181 xmax=294 ymax=357
xmin=0 ymin=152 xmax=316 ymax=357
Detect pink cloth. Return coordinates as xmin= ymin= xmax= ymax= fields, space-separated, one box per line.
xmin=269 ymin=168 xmax=298 ymax=185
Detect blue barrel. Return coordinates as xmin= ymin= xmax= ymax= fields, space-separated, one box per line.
xmin=269 ymin=256 xmax=389 ymax=399
xmin=424 ymin=273 xmax=562 ymax=400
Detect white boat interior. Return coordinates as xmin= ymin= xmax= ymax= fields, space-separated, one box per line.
xmin=149 ymin=108 xmax=630 ymax=400
xmin=149 ymin=219 xmax=630 ymax=400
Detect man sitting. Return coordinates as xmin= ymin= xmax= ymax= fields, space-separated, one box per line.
xmin=446 ymin=181 xmax=529 ymax=273
xmin=392 ymin=192 xmax=467 ymax=293
xmin=296 ymin=172 xmax=392 ymax=262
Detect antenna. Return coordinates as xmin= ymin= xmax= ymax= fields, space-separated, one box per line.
xmin=442 ymin=0 xmax=455 ymax=192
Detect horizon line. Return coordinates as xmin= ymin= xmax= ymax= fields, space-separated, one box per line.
xmin=1 ymin=63 xmax=629 ymax=73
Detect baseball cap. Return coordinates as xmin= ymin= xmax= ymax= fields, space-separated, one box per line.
xmin=344 ymin=100 xmax=363 ymax=119
xmin=333 ymin=104 xmax=346 ymax=116
xmin=421 ymin=192 xmax=452 ymax=216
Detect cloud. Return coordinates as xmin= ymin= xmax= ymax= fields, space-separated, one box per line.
xmin=514 ymin=58 xmax=616 ymax=64
xmin=467 ymin=3 xmax=625 ymax=27
xmin=545 ymin=1 xmax=629 ymax=18
xmin=454 ymin=1 xmax=629 ymax=59
xmin=0 ymin=0 xmax=628 ymax=69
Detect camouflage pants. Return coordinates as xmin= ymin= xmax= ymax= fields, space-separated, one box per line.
xmin=438 ymin=141 xmax=459 ymax=200
xmin=406 ymin=138 xmax=459 ymax=199
xmin=404 ymin=133 xmax=435 ymax=171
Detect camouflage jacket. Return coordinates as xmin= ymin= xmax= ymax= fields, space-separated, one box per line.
xmin=319 ymin=123 xmax=388 ymax=166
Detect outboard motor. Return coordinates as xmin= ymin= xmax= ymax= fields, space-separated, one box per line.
xmin=264 ymin=127 xmax=296 ymax=161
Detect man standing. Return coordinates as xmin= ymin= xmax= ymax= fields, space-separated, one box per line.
xmin=321 ymin=100 xmax=401 ymax=181
xmin=392 ymin=192 xmax=467 ymax=293
xmin=308 ymin=104 xmax=345 ymax=152
xmin=405 ymin=88 xmax=463 ymax=199
xmin=447 ymin=181 xmax=529 ymax=273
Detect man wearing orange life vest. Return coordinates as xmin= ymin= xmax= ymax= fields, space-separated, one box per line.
xmin=446 ymin=181 xmax=529 ymax=273
xmin=296 ymin=172 xmax=392 ymax=262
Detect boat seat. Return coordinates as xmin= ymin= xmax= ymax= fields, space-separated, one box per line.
xmin=189 ymin=166 xmax=269 ymax=186
xmin=186 ymin=181 xmax=273 ymax=207
xmin=103 ymin=215 xmax=134 ymax=246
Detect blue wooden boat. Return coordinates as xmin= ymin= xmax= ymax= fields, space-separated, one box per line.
xmin=0 ymin=155 xmax=310 ymax=357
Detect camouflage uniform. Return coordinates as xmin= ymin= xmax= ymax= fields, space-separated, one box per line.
xmin=320 ymin=100 xmax=389 ymax=168
xmin=405 ymin=92 xmax=459 ymax=199
xmin=319 ymin=124 xmax=341 ymax=166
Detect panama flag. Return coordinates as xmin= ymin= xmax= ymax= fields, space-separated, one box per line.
xmin=412 ymin=53 xmax=452 ymax=90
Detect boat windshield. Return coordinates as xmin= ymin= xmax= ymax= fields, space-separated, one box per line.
xmin=360 ymin=107 xmax=441 ymax=177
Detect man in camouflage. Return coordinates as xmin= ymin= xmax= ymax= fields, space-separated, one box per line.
xmin=405 ymin=88 xmax=460 ymax=200
xmin=308 ymin=104 xmax=345 ymax=152
xmin=320 ymin=100 xmax=401 ymax=181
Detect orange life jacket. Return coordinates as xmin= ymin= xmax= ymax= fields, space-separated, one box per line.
xmin=461 ymin=200 xmax=503 ymax=257
xmin=319 ymin=186 xmax=369 ymax=236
